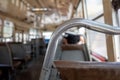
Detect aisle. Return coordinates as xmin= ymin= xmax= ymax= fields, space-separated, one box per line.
xmin=16 ymin=55 xmax=45 ymax=80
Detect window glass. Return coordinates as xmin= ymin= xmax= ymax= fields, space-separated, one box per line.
xmin=29 ymin=28 xmax=37 ymax=35
xmin=3 ymin=20 xmax=14 ymax=38
xmin=118 ymin=9 xmax=120 ymax=26
xmin=15 ymin=32 xmax=19 ymax=42
xmin=43 ymin=32 xmax=53 ymax=44
xmin=23 ymin=33 xmax=27 ymax=43
xmin=87 ymin=16 xmax=108 ymax=59
xmin=19 ymin=33 xmax=22 ymax=42
xmin=86 ymin=0 xmax=103 ymax=19
xmin=5 ymin=38 xmax=13 ymax=42
xmin=112 ymin=9 xmax=120 ymax=61
xmin=29 ymin=28 xmax=38 ymax=40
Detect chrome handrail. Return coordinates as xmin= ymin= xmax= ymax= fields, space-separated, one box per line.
xmin=39 ymin=18 xmax=120 ymax=80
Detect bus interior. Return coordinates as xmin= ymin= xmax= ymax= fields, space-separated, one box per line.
xmin=0 ymin=0 xmax=120 ymax=80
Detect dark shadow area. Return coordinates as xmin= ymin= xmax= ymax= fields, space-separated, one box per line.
xmin=16 ymin=55 xmax=45 ymax=80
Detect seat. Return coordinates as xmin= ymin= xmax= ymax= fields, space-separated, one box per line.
xmin=0 ymin=43 xmax=21 ymax=80
xmin=0 ymin=43 xmax=13 ymax=68
xmin=8 ymin=42 xmax=31 ymax=63
xmin=49 ymin=44 xmax=89 ymax=80
xmin=60 ymin=44 xmax=88 ymax=61
xmin=31 ymin=38 xmax=46 ymax=56
xmin=23 ymin=44 xmax=32 ymax=56
xmin=54 ymin=60 xmax=120 ymax=80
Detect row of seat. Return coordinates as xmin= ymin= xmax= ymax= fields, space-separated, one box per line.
xmin=0 ymin=42 xmax=32 ymax=80
xmin=60 ymin=44 xmax=89 ymax=61
xmin=53 ymin=40 xmax=119 ymax=80
xmin=49 ymin=38 xmax=90 ymax=80
xmin=54 ymin=60 xmax=120 ymax=80
xmin=31 ymin=38 xmax=46 ymax=57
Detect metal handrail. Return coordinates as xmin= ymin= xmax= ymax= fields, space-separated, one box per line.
xmin=39 ymin=18 xmax=120 ymax=80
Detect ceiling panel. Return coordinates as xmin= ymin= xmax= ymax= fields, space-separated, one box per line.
xmin=25 ymin=0 xmax=40 ymax=8
xmin=25 ymin=0 xmax=80 ymax=16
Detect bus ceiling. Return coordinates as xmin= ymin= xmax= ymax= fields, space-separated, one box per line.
xmin=0 ymin=0 xmax=81 ymax=31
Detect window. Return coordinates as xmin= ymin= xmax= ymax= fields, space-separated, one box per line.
xmin=86 ymin=16 xmax=108 ymax=60
xmin=3 ymin=20 xmax=14 ymax=38
xmin=43 ymin=31 xmax=53 ymax=43
xmin=112 ymin=8 xmax=120 ymax=61
xmin=15 ymin=32 xmax=19 ymax=42
xmin=29 ymin=28 xmax=38 ymax=40
xmin=84 ymin=0 xmax=107 ymax=59
xmin=86 ymin=0 xmax=103 ymax=19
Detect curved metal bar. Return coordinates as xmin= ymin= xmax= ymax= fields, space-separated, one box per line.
xmin=39 ymin=18 xmax=120 ymax=80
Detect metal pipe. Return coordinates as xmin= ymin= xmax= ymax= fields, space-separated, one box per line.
xmin=39 ymin=18 xmax=120 ymax=80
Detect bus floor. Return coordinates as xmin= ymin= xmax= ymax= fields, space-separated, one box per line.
xmin=16 ymin=54 xmax=45 ymax=80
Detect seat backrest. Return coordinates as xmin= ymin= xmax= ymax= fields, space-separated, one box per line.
xmin=0 ymin=43 xmax=13 ymax=66
xmin=60 ymin=44 xmax=87 ymax=61
xmin=54 ymin=60 xmax=120 ymax=80
xmin=23 ymin=44 xmax=32 ymax=54
xmin=8 ymin=43 xmax=26 ymax=59
xmin=39 ymin=38 xmax=46 ymax=47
